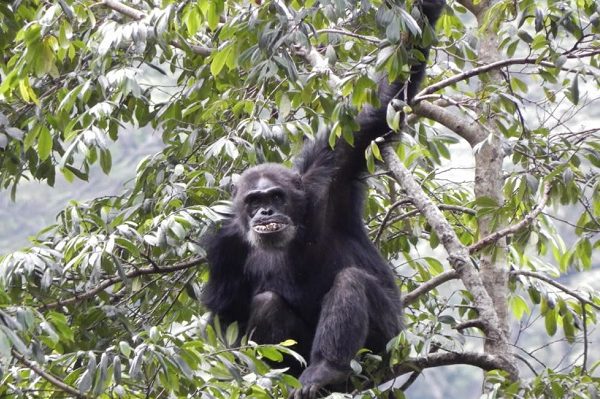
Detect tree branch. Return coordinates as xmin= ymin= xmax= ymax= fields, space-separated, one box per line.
xmin=403 ymin=270 xmax=458 ymax=306
xmin=469 ymin=183 xmax=551 ymax=253
xmin=456 ymin=0 xmax=486 ymax=17
xmin=12 ymin=349 xmax=87 ymax=399
xmin=100 ymin=0 xmax=212 ymax=56
xmin=374 ymin=198 xmax=414 ymax=243
xmin=513 ymin=270 xmax=600 ymax=311
xmin=101 ymin=0 xmax=144 ymax=20
xmin=412 ymin=101 xmax=485 ymax=146
xmin=414 ymin=51 xmax=600 ymax=101
xmin=381 ymin=143 xmax=518 ymax=378
xmin=455 ymin=318 xmax=485 ymax=331
xmin=301 ymin=47 xmax=341 ymax=86
xmin=439 ymin=204 xmax=476 ymax=215
xmin=41 ymin=257 xmax=204 ymax=310
xmin=375 ymin=200 xmax=475 ymax=244
xmin=392 ymin=351 xmax=508 ymax=376
xmin=316 ymin=29 xmax=380 ymax=43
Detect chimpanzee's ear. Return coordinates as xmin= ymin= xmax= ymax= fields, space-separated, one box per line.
xmin=229 ymin=174 xmax=240 ymax=196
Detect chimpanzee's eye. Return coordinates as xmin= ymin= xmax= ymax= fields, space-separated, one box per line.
xmin=271 ymin=190 xmax=285 ymax=203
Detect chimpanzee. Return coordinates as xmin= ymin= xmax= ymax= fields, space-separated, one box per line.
xmin=202 ymin=1 xmax=445 ymax=398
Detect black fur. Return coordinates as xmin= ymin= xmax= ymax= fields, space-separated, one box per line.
xmin=202 ymin=2 xmax=445 ymax=397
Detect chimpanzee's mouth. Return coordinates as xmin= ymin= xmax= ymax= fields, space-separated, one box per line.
xmin=253 ymin=222 xmax=288 ymax=233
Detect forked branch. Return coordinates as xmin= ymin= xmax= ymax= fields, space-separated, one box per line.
xmin=469 ymin=183 xmax=552 ymax=253
xmin=382 ymin=143 xmax=518 ymax=378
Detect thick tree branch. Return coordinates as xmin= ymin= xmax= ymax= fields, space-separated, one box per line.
xmin=41 ymin=257 xmax=204 ymax=310
xmin=413 ymin=101 xmax=485 ymax=146
xmin=12 ymin=349 xmax=87 ymax=399
xmin=513 ymin=270 xmax=600 ymax=311
xmin=455 ymin=318 xmax=485 ymax=331
xmin=469 ymin=183 xmax=551 ymax=253
xmin=381 ymin=143 xmax=517 ymax=378
xmin=101 ymin=0 xmax=143 ymax=19
xmin=100 ymin=0 xmax=212 ymax=56
xmin=301 ymin=47 xmax=341 ymax=86
xmin=403 ymin=270 xmax=458 ymax=306
xmin=392 ymin=351 xmax=509 ymax=376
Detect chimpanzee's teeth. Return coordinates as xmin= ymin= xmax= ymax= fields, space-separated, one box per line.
xmin=254 ymin=223 xmax=284 ymax=232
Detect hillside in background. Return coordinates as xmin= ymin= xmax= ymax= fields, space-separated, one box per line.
xmin=0 ymin=128 xmax=162 ymax=251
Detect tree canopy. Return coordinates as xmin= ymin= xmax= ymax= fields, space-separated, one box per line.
xmin=1 ymin=0 xmax=599 ymax=398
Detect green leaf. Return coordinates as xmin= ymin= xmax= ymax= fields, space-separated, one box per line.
xmin=258 ymin=347 xmax=283 ymax=362
xmin=0 ymin=329 xmax=12 ymax=358
xmin=47 ymin=312 xmax=74 ymax=342
xmin=37 ymin=126 xmax=52 ymax=160
xmin=517 ymin=30 xmax=533 ymax=43
xmin=113 ymin=356 xmax=122 ymax=384
xmin=563 ymin=312 xmax=576 ymax=343
xmin=386 ymin=102 xmax=402 ymax=132
xmin=425 ymin=257 xmax=444 ymax=275
xmin=279 ymin=94 xmax=291 ymax=119
xmin=510 ymin=294 xmax=530 ymax=320
xmin=570 ymin=74 xmax=580 ymax=105
xmin=366 ymin=147 xmax=375 ymax=175
xmin=0 ymin=325 xmax=28 ymax=355
xmin=207 ymin=1 xmax=220 ymax=30
xmin=370 ymin=142 xmax=382 ymax=161
xmin=119 ymin=341 xmax=132 ymax=357
xmin=211 ymin=46 xmax=231 ymax=76
xmin=545 ymin=308 xmax=557 ymax=336
xmin=99 ymin=149 xmax=112 ymax=174
xmin=129 ymin=349 xmax=144 ymax=379
xmin=225 ymin=322 xmax=239 ymax=346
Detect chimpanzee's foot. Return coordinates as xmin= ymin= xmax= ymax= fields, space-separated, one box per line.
xmin=288 ymin=360 xmax=348 ymax=399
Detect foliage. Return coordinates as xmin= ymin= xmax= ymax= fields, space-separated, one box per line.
xmin=0 ymin=0 xmax=599 ymax=398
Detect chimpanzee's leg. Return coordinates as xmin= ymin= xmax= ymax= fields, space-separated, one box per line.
xmin=247 ymin=291 xmax=312 ymax=373
xmin=291 ymin=267 xmax=401 ymax=399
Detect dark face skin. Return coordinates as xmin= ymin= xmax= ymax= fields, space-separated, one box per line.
xmin=233 ymin=165 xmax=301 ymax=249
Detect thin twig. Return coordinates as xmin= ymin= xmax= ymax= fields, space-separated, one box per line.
xmin=439 ymin=204 xmax=476 ymax=215
xmin=512 ymin=270 xmax=600 ymax=311
xmin=375 ymin=200 xmax=475 ymax=244
xmin=374 ymin=199 xmax=413 ymax=244
xmin=316 ymin=29 xmax=380 ymax=43
xmin=41 ymin=257 xmax=204 ymax=310
xmin=582 ymin=302 xmax=588 ymax=373
xmin=403 ymin=270 xmax=458 ymax=306
xmin=12 ymin=350 xmax=87 ymax=399
xmin=414 ymin=51 xmax=600 ymax=101
xmin=469 ymin=183 xmax=551 ymax=253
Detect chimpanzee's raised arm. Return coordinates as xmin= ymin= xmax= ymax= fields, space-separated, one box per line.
xmin=295 ymin=0 xmax=445 ymax=229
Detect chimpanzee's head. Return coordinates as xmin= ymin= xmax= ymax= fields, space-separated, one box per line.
xmin=232 ymin=164 xmax=306 ymax=249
